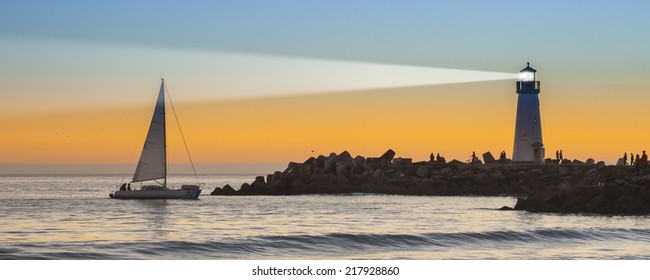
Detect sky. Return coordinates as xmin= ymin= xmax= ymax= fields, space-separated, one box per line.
xmin=1 ymin=0 xmax=650 ymax=174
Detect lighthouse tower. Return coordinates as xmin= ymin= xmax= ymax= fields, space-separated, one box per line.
xmin=512 ymin=62 xmax=544 ymax=164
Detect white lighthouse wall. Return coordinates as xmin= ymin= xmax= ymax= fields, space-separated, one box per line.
xmin=512 ymin=94 xmax=543 ymax=162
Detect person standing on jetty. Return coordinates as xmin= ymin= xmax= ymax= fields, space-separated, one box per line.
xmin=556 ymin=150 xmax=560 ymax=162
xmin=623 ymin=152 xmax=628 ymax=166
xmin=635 ymin=154 xmax=641 ymax=176
xmin=642 ymin=151 xmax=648 ymax=175
xmin=631 ymin=153 xmax=635 ymax=165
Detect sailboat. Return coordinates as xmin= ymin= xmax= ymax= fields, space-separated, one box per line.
xmin=110 ymin=79 xmax=201 ymax=199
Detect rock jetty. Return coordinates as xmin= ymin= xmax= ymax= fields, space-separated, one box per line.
xmin=508 ymin=171 xmax=650 ymax=214
xmin=212 ymin=150 xmax=525 ymax=196
xmin=211 ymin=150 xmax=632 ymax=202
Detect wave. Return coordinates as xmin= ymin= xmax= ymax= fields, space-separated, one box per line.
xmin=3 ymin=228 xmax=650 ymax=259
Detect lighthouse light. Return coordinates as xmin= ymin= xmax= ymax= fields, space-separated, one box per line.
xmin=520 ymin=71 xmax=534 ymax=82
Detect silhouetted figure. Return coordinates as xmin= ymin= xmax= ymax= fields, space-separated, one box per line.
xmin=623 ymin=152 xmax=628 ymax=166
xmin=436 ymin=153 xmax=441 ymax=161
xmin=120 ymin=183 xmax=126 ymax=191
xmin=560 ymin=150 xmax=563 ymax=161
xmin=499 ymin=151 xmax=506 ymax=162
xmin=471 ymin=151 xmax=478 ymax=163
xmin=127 ymin=183 xmax=132 ymax=191
xmin=556 ymin=150 xmax=559 ymax=161
xmin=430 ymin=153 xmax=435 ymax=163
xmin=642 ymin=151 xmax=648 ymax=175
xmin=631 ymin=153 xmax=634 ymax=165
xmin=635 ymin=154 xmax=641 ymax=176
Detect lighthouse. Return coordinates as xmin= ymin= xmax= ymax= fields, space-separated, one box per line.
xmin=512 ymin=62 xmax=544 ymax=164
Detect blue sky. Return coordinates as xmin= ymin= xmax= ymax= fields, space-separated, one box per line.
xmin=2 ymin=0 xmax=649 ymax=73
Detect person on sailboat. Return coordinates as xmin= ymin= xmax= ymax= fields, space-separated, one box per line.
xmin=120 ymin=183 xmax=127 ymax=191
xmin=127 ymin=183 xmax=132 ymax=191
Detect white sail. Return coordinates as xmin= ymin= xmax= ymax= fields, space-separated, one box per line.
xmin=132 ymin=79 xmax=167 ymax=183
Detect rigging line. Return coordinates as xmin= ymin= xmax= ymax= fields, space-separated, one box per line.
xmin=164 ymin=82 xmax=199 ymax=181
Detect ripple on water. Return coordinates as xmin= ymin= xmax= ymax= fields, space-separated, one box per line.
xmin=2 ymin=176 xmax=650 ymax=259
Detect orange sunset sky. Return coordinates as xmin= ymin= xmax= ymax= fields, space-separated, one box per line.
xmin=3 ymin=77 xmax=649 ymax=174
xmin=2 ymin=1 xmax=650 ymax=174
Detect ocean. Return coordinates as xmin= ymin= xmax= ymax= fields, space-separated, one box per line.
xmin=1 ymin=175 xmax=650 ymax=260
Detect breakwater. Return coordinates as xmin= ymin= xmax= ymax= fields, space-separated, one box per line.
xmin=211 ymin=150 xmax=650 ymax=214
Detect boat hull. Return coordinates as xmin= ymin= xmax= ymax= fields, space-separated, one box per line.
xmin=110 ymin=188 xmax=201 ymax=199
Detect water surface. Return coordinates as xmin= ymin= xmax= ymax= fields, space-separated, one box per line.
xmin=1 ymin=175 xmax=649 ymax=259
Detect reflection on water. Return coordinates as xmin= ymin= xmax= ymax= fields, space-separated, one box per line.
xmin=138 ymin=200 xmax=169 ymax=239
xmin=2 ymin=175 xmax=650 ymax=259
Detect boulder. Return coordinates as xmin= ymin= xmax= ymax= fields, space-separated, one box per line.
xmin=603 ymin=184 xmax=625 ymax=199
xmin=562 ymin=185 xmax=600 ymax=212
xmin=251 ymin=176 xmax=266 ymax=188
xmin=514 ymin=198 xmax=528 ymax=210
xmin=349 ymin=174 xmax=364 ymax=186
xmin=210 ymin=187 xmax=222 ymax=195
xmin=490 ymin=171 xmax=506 ymax=181
xmin=565 ymin=185 xmax=600 ymax=201
xmin=239 ymin=183 xmax=252 ymax=193
xmin=210 ymin=184 xmax=237 ymax=195
xmin=585 ymin=195 xmax=619 ymax=214
xmin=338 ymin=150 xmax=352 ymax=161
xmin=337 ymin=175 xmax=351 ymax=186
xmin=372 ymin=169 xmax=384 ymax=181
xmin=291 ymin=178 xmax=305 ymax=189
xmin=624 ymin=184 xmax=641 ymax=197
xmin=617 ymin=195 xmax=647 ymax=214
xmin=586 ymin=158 xmax=596 ymax=165
xmin=530 ymin=168 xmax=544 ymax=176
xmin=303 ymin=157 xmax=316 ymax=165
xmin=448 ymin=159 xmax=465 ymax=166
xmin=284 ymin=162 xmax=302 ymax=173
xmin=323 ymin=155 xmax=338 ymax=173
xmin=380 ymin=149 xmax=396 ymax=161
xmin=354 ymin=155 xmax=366 ymax=168
xmin=558 ymin=166 xmax=570 ymax=176
xmin=526 ymin=190 xmax=565 ymax=212
xmin=315 ymin=155 xmax=327 ymax=168
xmin=482 ymin=152 xmax=496 ymax=164
xmin=416 ymin=166 xmax=430 ymax=178
xmin=335 ymin=162 xmax=346 ymax=177
xmin=614 ymin=180 xmax=627 ymax=187
xmin=222 ymin=184 xmax=236 ymax=193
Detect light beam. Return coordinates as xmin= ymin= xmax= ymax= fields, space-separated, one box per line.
xmin=196 ymin=52 xmax=519 ymax=100
xmin=0 ymin=37 xmax=518 ymax=113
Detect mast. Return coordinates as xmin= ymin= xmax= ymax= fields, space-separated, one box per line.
xmin=162 ymin=78 xmax=167 ymax=188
